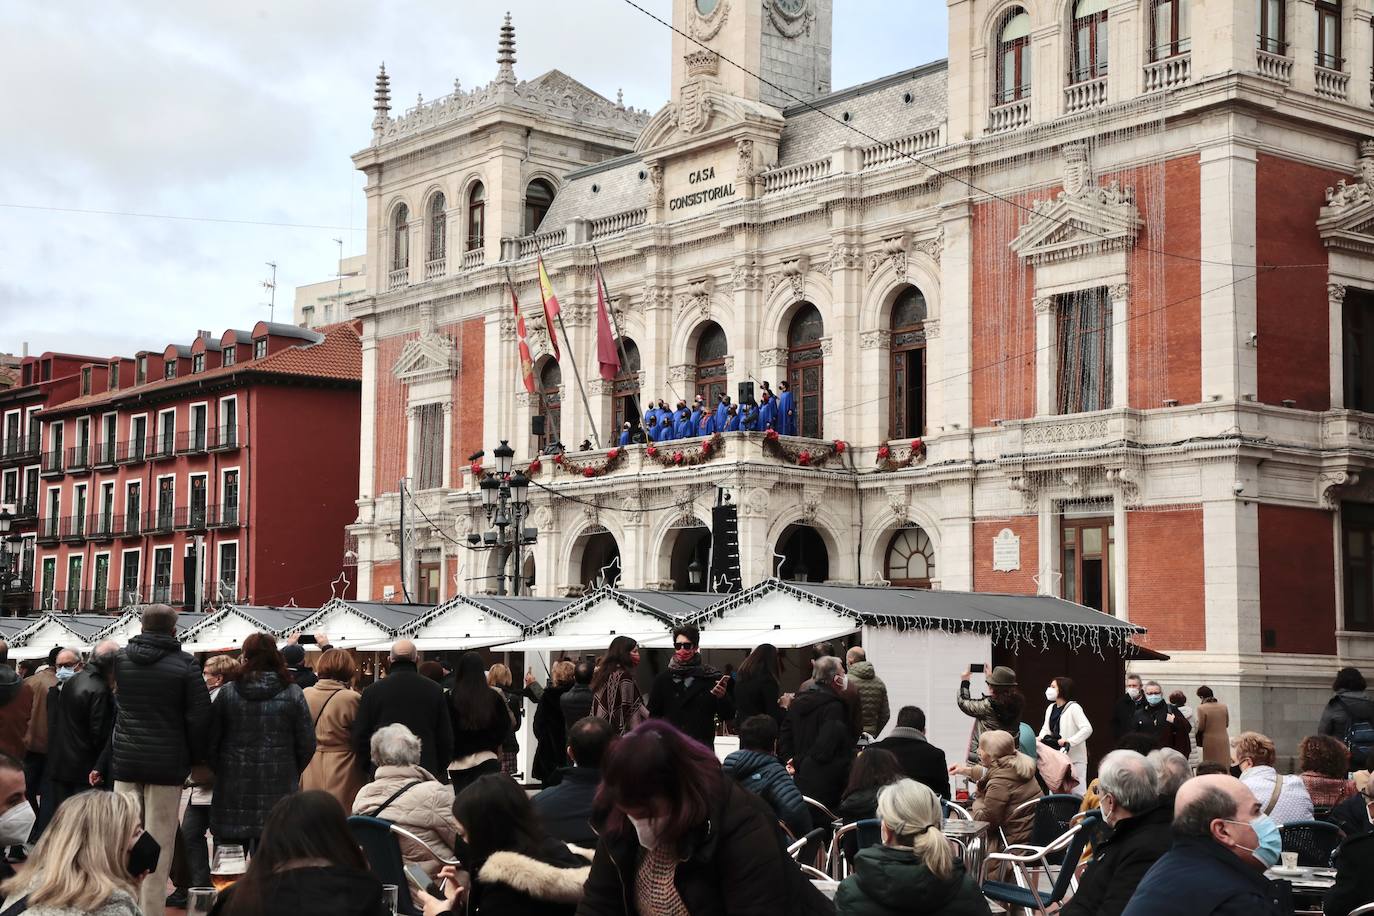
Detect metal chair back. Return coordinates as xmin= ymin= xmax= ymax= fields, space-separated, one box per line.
xmin=347 ymin=815 xmax=422 ymax=916
xmin=828 ymin=819 xmax=882 ymax=880
xmin=980 ymin=820 xmax=1091 ymax=915
xmin=943 ymin=799 xmax=973 ymax=820
xmin=1280 ymin=820 xmax=1343 ymax=867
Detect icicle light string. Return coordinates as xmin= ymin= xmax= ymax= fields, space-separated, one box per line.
xmin=616 ymin=0 xmax=1328 ymax=273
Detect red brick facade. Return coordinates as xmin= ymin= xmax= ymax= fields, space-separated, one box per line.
xmin=1127 ymin=506 xmax=1206 ymax=651
xmin=973 ymin=517 xmax=1039 ymax=594
xmin=1258 ymin=504 xmax=1338 ymax=655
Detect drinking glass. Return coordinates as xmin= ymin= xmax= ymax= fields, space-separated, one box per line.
xmin=186 ymin=888 xmax=216 ymax=916
xmin=210 ymin=844 xmax=247 ymax=892
xmin=381 ymin=884 xmax=399 ymax=915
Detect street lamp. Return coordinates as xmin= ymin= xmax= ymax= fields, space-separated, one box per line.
xmin=687 ymin=556 xmax=705 ymax=589
xmin=494 ymin=440 xmax=514 ymax=476
xmin=473 ymin=445 xmax=537 ymax=596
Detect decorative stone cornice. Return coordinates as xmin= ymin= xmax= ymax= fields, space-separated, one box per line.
xmin=831 ymin=243 xmax=865 ymax=271
xmin=759 ymin=347 xmax=787 ymax=367
xmin=1010 ymin=142 xmax=1142 ymax=266
xmin=867 ymin=233 xmax=911 ymax=279
xmin=818 ymin=336 xmax=834 ymax=357
xmin=1330 ymin=283 xmax=1348 ymax=306
xmin=922 ymin=317 xmax=941 ymax=340
xmin=1319 ymin=469 xmax=1360 ymax=509
xmin=1033 ymin=296 xmax=1056 ymax=315
xmin=859 ymin=329 xmax=891 ymax=350
xmin=668 ymin=363 xmax=696 ymax=384
xmin=914 ymin=228 xmax=943 ymax=265
xmin=732 ymin=261 xmax=763 ymax=292
xmin=741 ymin=486 xmax=771 ymax=519
xmin=1109 ymin=283 xmax=1130 ymax=302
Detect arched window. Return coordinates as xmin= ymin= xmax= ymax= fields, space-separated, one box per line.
xmin=996 ymin=7 xmax=1032 ymax=103
xmin=694 ymin=322 xmax=729 ymax=406
xmin=1258 ymin=0 xmax=1285 ymax=54
xmin=525 ymin=179 xmax=555 ymax=235
xmin=885 ymin=526 xmax=935 ymax=588
xmin=1071 ymin=0 xmax=1109 ymax=82
xmin=466 ymin=182 xmax=485 ymax=252
xmin=536 ymin=359 xmax=561 ymax=452
xmin=1316 ymin=0 xmax=1340 ymax=69
xmin=889 ymin=286 xmax=927 ymax=440
xmin=613 ymin=339 xmax=642 ymax=433
xmin=390 ymin=204 xmax=410 ymax=273
xmin=427 ymin=193 xmax=447 ymax=266
xmin=1149 ymin=0 xmax=1190 ymax=61
xmin=787 ymin=304 xmax=824 ymax=438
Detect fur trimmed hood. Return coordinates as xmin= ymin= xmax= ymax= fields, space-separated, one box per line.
xmin=477 ymin=845 xmax=593 ymax=904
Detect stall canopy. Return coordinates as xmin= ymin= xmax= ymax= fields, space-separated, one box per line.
xmin=179 ymin=605 xmax=316 ymax=653
xmin=356 ymin=594 xmax=574 ymax=653
xmin=93 ymin=610 xmax=210 ymax=647
xmin=490 ymin=587 xmax=715 ymax=653
xmin=10 ymin=614 xmax=126 ymax=660
xmin=294 ymin=599 xmax=431 ymax=650
xmin=0 ymin=617 xmax=41 ymax=644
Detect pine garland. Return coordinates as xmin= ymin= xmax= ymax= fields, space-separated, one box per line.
xmin=876 ymin=438 xmax=927 ymax=472
xmin=646 ymin=433 xmax=725 ymax=467
xmin=554 ymin=446 xmax=628 ymax=478
xmin=761 ymin=429 xmax=849 ymax=468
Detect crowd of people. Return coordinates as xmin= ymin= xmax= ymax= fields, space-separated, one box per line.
xmin=0 ymin=607 xmax=1371 ymax=915
xmin=604 ymin=381 xmax=800 ymax=448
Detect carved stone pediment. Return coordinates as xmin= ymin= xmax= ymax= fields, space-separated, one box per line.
xmin=1011 ymin=142 xmax=1141 ymax=266
xmin=634 ymin=74 xmax=784 ymax=155
xmin=1319 ymin=141 xmax=1374 ymax=256
xmin=392 ymin=332 xmax=461 ymax=385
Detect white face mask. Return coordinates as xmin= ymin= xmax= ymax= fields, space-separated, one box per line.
xmin=628 ymin=814 xmax=667 ymax=850
xmin=1045 ymin=687 xmax=1059 ymax=702
xmin=837 ymin=675 xmax=849 ymax=692
xmin=0 ymin=802 xmax=35 ymax=846
xmin=1126 ymin=686 xmax=1141 ymax=699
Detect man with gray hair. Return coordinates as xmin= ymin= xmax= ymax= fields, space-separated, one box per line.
xmin=780 ymin=656 xmax=850 ymax=763
xmin=352 ymin=724 xmax=460 ymax=873
xmin=1122 ymin=774 xmax=1289 ymax=915
xmin=351 ymin=639 xmax=453 ymax=780
xmin=1148 ymin=747 xmax=1191 ymax=802
xmin=1064 ymin=750 xmax=1172 ymax=916
xmin=42 ymin=641 xmax=120 ymax=832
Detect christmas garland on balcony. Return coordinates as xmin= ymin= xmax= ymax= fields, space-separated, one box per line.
xmin=761 ymin=429 xmax=848 ymax=468
xmin=554 ymin=447 xmax=628 ymax=478
xmin=875 ymin=438 xmax=927 ymax=472
xmin=645 ymin=433 xmax=725 ymax=468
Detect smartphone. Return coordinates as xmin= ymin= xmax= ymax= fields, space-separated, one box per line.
xmin=297 ymin=634 xmax=317 ymax=645
xmin=403 ymin=863 xmax=443 ymax=899
xmin=969 ymin=663 xmax=986 ymax=673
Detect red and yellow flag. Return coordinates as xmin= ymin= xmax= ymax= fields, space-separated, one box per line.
xmin=594 ymin=268 xmax=620 ymax=382
xmin=536 ymin=254 xmax=561 ymax=363
xmin=511 ymin=280 xmax=536 ymax=394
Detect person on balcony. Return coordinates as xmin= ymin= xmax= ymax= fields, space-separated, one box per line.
xmin=655 ymin=415 xmax=673 ymax=443
xmin=714 ymin=394 xmax=730 ymax=431
xmin=698 ymin=408 xmax=716 ymax=437
xmin=689 ymin=397 xmax=704 ymax=436
xmin=741 ymin=402 xmax=759 ymax=432
xmin=674 ymin=401 xmax=692 ymax=438
xmin=758 ymin=390 xmax=777 ymax=432
xmin=776 ymin=380 xmax=795 ymax=436
xmin=617 ymin=423 xmax=631 ymax=448
xmin=724 ymin=405 xmax=740 ymax=433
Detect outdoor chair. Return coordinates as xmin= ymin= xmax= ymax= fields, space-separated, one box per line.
xmin=348 ymin=815 xmax=425 ymax=916
xmin=828 ymin=818 xmax=882 ymax=880
xmin=1280 ymin=820 xmax=1343 ymax=867
xmin=943 ymin=799 xmax=973 ymax=820
xmin=981 ymin=819 xmax=1093 ymax=916
xmin=786 ymin=826 xmax=829 ymax=872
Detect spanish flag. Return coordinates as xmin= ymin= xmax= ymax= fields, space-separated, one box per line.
xmin=509 ymin=277 xmax=536 ymax=394
xmin=536 ymin=254 xmax=561 ymax=363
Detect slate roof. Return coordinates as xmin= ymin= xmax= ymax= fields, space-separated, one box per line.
xmin=540 ymin=155 xmax=649 ymax=231
xmin=452 ymin=595 xmax=574 ymax=629
xmin=336 ymin=601 xmax=431 ymax=632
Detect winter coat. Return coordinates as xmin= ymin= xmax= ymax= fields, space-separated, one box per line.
xmin=576 ymin=775 xmax=836 ymax=916
xmin=796 ymin=720 xmax=856 ymax=821
xmin=956 ymin=682 xmax=1022 ymax=765
xmin=352 ymin=763 xmax=459 ymax=873
xmin=1037 ymin=701 xmax=1093 ymax=772
xmin=722 ymin=748 xmax=811 ymax=839
xmin=0 ymin=668 xmax=32 ymax=761
xmin=560 ymin=684 xmax=594 ymax=728
xmin=470 ymin=838 xmax=591 ymax=916
xmin=300 ymin=679 xmax=365 ymax=812
xmin=833 ymin=844 xmax=989 ymax=916
xmin=591 ymin=670 xmax=647 ymax=737
xmin=869 ymin=728 xmax=951 ymax=800
xmin=531 ymin=683 xmax=571 ymax=783
xmin=46 ymin=662 xmax=114 ymax=783
xmin=499 ymin=687 xmax=524 ymax=754
xmin=847 ymin=662 xmax=891 ymax=738
xmin=733 ymin=672 xmax=784 ymax=726
xmin=1131 ymin=703 xmax=1192 ymax=758
xmin=1061 ymin=804 xmax=1173 ymax=916
xmin=1113 ymin=692 xmax=1145 ymax=740
xmin=351 ymin=660 xmax=454 ymax=778
xmin=23 ymin=667 xmax=57 ymax=755
xmin=1 ymin=888 xmax=141 ymax=916
xmin=969 ymin=752 xmax=1041 ymax=848
xmin=838 ymin=785 xmax=882 ymax=824
xmin=208 ymin=671 xmax=315 ymax=841
xmin=779 ymin=684 xmax=850 ymax=763
xmin=210 ymin=864 xmax=387 ymax=916
xmin=1120 ymin=837 xmax=1290 ymax=916
xmin=1325 ymin=792 xmax=1373 ymax=837
xmin=110 ymin=633 xmax=211 ymax=785
xmin=287 ymin=665 xmax=318 ymax=689
xmin=1195 ymin=700 xmax=1231 ymax=766
xmin=1319 ymin=690 xmax=1374 ymax=742
xmin=532 ymin=766 xmax=601 ymax=849
xmin=1326 ymin=831 xmax=1374 ymax=916
xmin=648 ymin=658 xmax=734 ymax=750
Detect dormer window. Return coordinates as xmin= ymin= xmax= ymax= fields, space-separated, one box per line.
xmin=192 ymin=354 xmax=205 ymax=374
xmin=164 ymin=362 xmax=176 ymax=380
xmin=80 ymin=367 xmax=91 ymax=395
xmin=136 ymin=356 xmax=147 ymax=385
xmin=995 ymin=8 xmax=1032 ymax=103
xmin=254 ymin=339 xmax=268 ymax=360
xmin=223 ymin=347 xmax=236 ymax=368
xmin=524 ymin=179 xmax=555 ymax=235
xmin=109 ymin=363 xmax=120 ymax=390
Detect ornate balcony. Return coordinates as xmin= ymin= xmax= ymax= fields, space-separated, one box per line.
xmin=424 ymin=257 xmax=446 ymax=280
xmin=1143 ymin=54 xmax=1191 ymax=93
xmin=1063 ymin=77 xmax=1107 ymax=115
xmin=387 ymin=267 xmax=410 ymax=291
xmin=39 ymin=449 xmax=64 ymax=477
xmin=0 ymin=431 xmax=39 ymax=464
xmin=987 ymin=98 xmax=1031 ymax=134
xmin=1256 ymin=48 xmax=1293 ymax=84
xmin=1315 ymin=64 xmax=1350 ymax=101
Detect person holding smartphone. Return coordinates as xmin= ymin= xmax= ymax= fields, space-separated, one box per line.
xmin=647 ymin=625 xmax=734 ymax=751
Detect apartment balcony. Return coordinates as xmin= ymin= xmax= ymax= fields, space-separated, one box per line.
xmin=461 ymin=248 xmax=485 ymax=270
xmin=388 ymin=267 xmax=410 ymax=291
xmin=208 ymin=425 xmax=241 ymax=452
xmin=0 ymin=432 xmax=39 ymax=465
xmin=424 ymin=257 xmax=446 ymax=280
xmin=58 ymin=515 xmax=87 ymax=543
xmin=208 ymin=503 xmax=243 ymax=529
xmin=987 ymin=96 xmax=1031 ymax=134
xmin=121 ymin=511 xmax=142 ymax=538
xmin=11 ymin=495 xmax=37 ymax=522
xmin=1315 ymin=61 xmax=1350 ymax=101
xmin=148 ymin=435 xmax=177 ymax=461
xmin=115 ymin=438 xmax=149 ymax=465
xmin=39 ymin=450 xmax=64 ymax=478
xmin=175 ymin=429 xmax=211 ymax=456
xmin=66 ymin=445 xmax=92 ymax=474
xmin=1255 ymin=44 xmax=1293 ymax=84
xmin=92 ymin=440 xmax=117 ymax=468
xmin=1063 ymin=75 xmax=1107 ymax=115
xmin=1143 ymin=52 xmax=1192 ymax=93
xmin=35 ymin=517 xmax=59 ymax=545
xmin=87 ymin=513 xmax=117 ymax=542
xmin=144 ymin=509 xmax=176 ymax=536
xmin=176 ymin=505 xmax=210 ymax=532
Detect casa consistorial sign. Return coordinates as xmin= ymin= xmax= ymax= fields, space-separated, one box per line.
xmin=664 ymin=156 xmax=738 ymax=215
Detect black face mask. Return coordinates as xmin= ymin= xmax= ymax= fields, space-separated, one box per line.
xmin=127 ymin=830 xmax=161 ymax=878
xmin=450 ymin=834 xmax=471 ymax=866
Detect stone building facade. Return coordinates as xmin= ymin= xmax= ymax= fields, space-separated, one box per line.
xmin=343 ymin=0 xmax=1374 ymax=751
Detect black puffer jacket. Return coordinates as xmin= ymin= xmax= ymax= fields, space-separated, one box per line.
xmin=46 ymin=656 xmax=115 ymax=783
xmin=111 ymin=633 xmax=212 ymax=785
xmin=209 ymin=671 xmax=315 ymax=841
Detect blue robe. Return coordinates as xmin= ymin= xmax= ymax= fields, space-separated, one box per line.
xmin=715 ymin=402 xmax=729 ymax=430
xmin=655 ymin=422 xmax=673 ymax=442
xmin=758 ymin=398 xmax=776 ymax=431
xmin=688 ymin=408 xmax=701 ymax=436
xmin=741 ymin=407 xmax=759 ymax=432
xmin=725 ymin=413 xmax=740 ymax=433
xmin=699 ymin=413 xmax=715 ymax=437
xmin=671 ymin=410 xmax=687 ymax=438
xmin=776 ymin=390 xmax=796 ymax=436
xmin=618 ymin=429 xmax=631 ymax=447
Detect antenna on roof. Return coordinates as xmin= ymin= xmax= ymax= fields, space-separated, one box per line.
xmin=262 ymin=261 xmax=278 ymax=322
xmin=333 ymin=238 xmax=344 ymax=301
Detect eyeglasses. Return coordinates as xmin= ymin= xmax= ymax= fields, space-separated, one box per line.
xmin=674 ymin=641 xmax=696 ymax=649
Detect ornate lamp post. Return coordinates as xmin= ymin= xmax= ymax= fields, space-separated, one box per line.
xmin=475 ymin=441 xmax=536 ymax=596
xmin=0 ymin=509 xmax=21 ymax=613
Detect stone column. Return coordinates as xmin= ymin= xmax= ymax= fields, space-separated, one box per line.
xmin=939 ymin=203 xmax=974 ymax=430
xmin=1198 ymin=139 xmax=1258 ymax=403
xmin=1330 ymin=283 xmax=1347 ymax=409
xmin=1110 ymin=283 xmax=1130 ymax=408
xmin=1034 ymin=296 xmax=1057 ymax=416
xmin=857 ymin=330 xmax=890 ymax=446
xmin=359 ymin=325 xmax=379 ymax=499
xmin=736 ymin=484 xmax=773 ymax=587
xmin=1291 ymin=0 xmax=1319 ymax=95
xmin=1201 ymin=458 xmax=1262 ymax=660
xmin=441 ymin=402 xmax=454 ymax=488
xmin=1349 ymin=6 xmax=1374 ymax=109
xmin=1107 ymin=0 xmax=1142 ymax=102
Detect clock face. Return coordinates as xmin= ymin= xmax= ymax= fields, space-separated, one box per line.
xmin=775 ymin=0 xmax=805 ymax=13
xmin=696 ymin=0 xmax=718 ymax=15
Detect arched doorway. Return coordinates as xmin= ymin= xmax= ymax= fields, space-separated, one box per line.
xmin=578 ymin=531 xmax=621 ymax=589
xmin=889 ymin=285 xmax=928 ymax=440
xmin=613 ymin=338 xmax=642 ymax=435
xmin=694 ymin=322 xmax=729 ymax=406
xmin=520 ymin=554 xmax=536 ymax=596
xmin=776 ymin=524 xmax=829 ymax=583
xmin=525 ymin=178 xmax=556 ymax=234
xmin=668 ymin=525 xmax=712 ymax=592
xmin=787 ymin=304 xmax=824 ymax=438
xmin=536 ymin=359 xmax=561 ymax=452
xmin=884 ymin=526 xmax=935 ymax=588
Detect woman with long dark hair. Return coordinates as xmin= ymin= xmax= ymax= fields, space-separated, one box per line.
xmin=212 ymin=791 xmax=385 ymax=916
xmin=576 ymin=720 xmax=832 ymax=916
xmin=414 ymin=774 xmax=591 ymax=916
xmin=590 ymin=636 xmax=647 ymax=736
xmin=209 ymin=632 xmax=315 ymax=848
xmin=734 ymin=642 xmax=789 ymax=725
xmin=838 ymin=748 xmax=906 ymax=823
xmin=447 ymin=652 xmax=513 ymax=792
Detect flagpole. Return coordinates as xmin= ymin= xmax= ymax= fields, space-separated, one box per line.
xmin=536 ymin=241 xmax=602 ymax=450
xmin=590 ymin=244 xmax=645 ymax=432
xmin=505 ymin=266 xmax=531 ymax=457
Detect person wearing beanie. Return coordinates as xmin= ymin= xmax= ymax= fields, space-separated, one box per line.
xmin=282 ymin=643 xmax=317 ymax=689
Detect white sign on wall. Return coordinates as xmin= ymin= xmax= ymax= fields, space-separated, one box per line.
xmin=992 ymin=528 xmax=1021 ymax=572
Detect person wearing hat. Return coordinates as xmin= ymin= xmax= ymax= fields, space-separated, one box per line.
xmin=282 ymin=642 xmax=318 ymax=689
xmin=956 ymin=665 xmax=1026 ymax=765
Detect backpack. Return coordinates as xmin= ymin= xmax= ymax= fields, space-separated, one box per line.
xmin=1339 ymin=696 xmax=1374 ymax=762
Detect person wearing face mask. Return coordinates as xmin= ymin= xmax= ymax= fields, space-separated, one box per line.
xmin=590 ymin=636 xmax=648 ymax=737
xmin=647 ymin=625 xmax=734 ymax=751
xmin=1120 ymin=774 xmax=1290 ymax=916
xmin=0 ymin=789 xmax=156 ymax=916
xmin=576 ymin=720 xmax=833 ymax=916
xmin=0 ymin=754 xmax=33 ymax=881
xmin=1114 ymin=674 xmax=1147 ymax=740
xmin=780 ymin=656 xmax=853 ymax=768
xmin=1230 ymin=731 xmax=1313 ymax=826
xmin=1131 ymin=681 xmax=1192 ymax=758
xmin=1062 ymin=751 xmax=1172 ymax=916
xmin=950 ymin=729 xmax=1042 ymax=852
xmin=43 ymin=642 xmax=119 ymax=837
xmin=1038 ymin=676 xmax=1094 ymax=795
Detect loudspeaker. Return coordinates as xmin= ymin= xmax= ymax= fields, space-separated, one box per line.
xmin=529 ymin=415 xmax=546 ymax=437
xmin=738 ymin=381 xmax=755 ymax=406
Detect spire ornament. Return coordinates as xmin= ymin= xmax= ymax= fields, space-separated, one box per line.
xmin=496 ymin=12 xmax=517 ymax=84
xmin=371 ymin=62 xmax=391 ymax=143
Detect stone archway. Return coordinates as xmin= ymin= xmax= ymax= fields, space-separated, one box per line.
xmin=668 ymin=525 xmax=712 ymax=592
xmin=577 ymin=530 xmax=621 ymax=589
xmin=776 ymin=524 xmax=830 ymax=583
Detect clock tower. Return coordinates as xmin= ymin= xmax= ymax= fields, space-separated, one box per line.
xmin=671 ymin=0 xmax=833 ymax=111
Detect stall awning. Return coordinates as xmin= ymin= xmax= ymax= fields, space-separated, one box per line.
xmin=641 ymin=623 xmax=858 ymax=650
xmin=355 ymin=635 xmax=517 ymax=652
xmin=490 ymin=630 xmax=669 ymax=653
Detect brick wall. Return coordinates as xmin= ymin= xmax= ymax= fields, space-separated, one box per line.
xmin=971 ymin=194 xmax=1043 ymax=428
xmin=373 ymin=334 xmax=413 ymax=496
xmin=1256 ymin=154 xmax=1346 ymax=410
xmin=973 ymin=517 xmax=1039 ymax=594
xmin=1127 ymin=506 xmax=1205 ymax=651
xmin=370 ymin=560 xmax=402 ymax=601
xmin=1258 ymin=504 xmax=1337 ymax=655
xmin=449 ymin=317 xmax=487 ymax=477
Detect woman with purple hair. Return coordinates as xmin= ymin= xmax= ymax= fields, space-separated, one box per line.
xmin=577 ymin=719 xmax=834 ymax=915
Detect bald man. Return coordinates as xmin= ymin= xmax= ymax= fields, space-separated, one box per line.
xmin=1121 ymin=774 xmax=1290 ymax=916
xmin=350 ymin=638 xmax=453 ymax=780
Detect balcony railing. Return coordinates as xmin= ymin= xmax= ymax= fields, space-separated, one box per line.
xmin=1143 ymin=53 xmax=1192 ymax=93
xmin=208 ymin=425 xmax=241 ymax=451
xmin=1063 ymin=77 xmax=1107 ymax=114
xmin=87 ymin=513 xmax=117 ymax=541
xmin=148 ymin=435 xmax=177 ymax=460
xmin=424 ymin=257 xmax=446 ymax=280
xmin=1315 ymin=64 xmax=1350 ymax=101
xmin=123 ymin=510 xmax=142 ymax=537
xmin=861 ymin=127 xmax=945 ymax=171
xmin=176 ymin=504 xmax=210 ymax=531
xmin=760 ymin=156 xmax=833 ymax=194
xmin=36 ymin=517 xmax=59 ymax=544
xmin=66 ymin=445 xmax=91 ymax=472
xmin=116 ymin=438 xmax=148 ymax=464
xmin=11 ymin=495 xmax=37 ymax=521
xmin=0 ymin=432 xmax=39 ymax=463
xmin=987 ymin=97 xmax=1032 ymax=134
xmin=388 ymin=267 xmax=410 ymax=291
xmin=589 ymin=208 xmax=649 ymax=240
xmin=92 ymin=440 xmax=117 ymax=467
xmin=461 ymin=248 xmax=485 ymax=270
xmin=58 ymin=515 xmax=86 ymax=542
xmin=208 ymin=503 xmax=242 ymax=529
xmin=1256 ymin=48 xmax=1293 ymax=84
xmin=40 ymin=450 xmax=64 ymax=476
xmin=176 ymin=428 xmax=210 ymax=455
xmin=144 ymin=509 xmax=176 ymax=535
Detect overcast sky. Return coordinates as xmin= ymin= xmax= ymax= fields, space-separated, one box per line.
xmin=1 ymin=1 xmax=948 ymax=359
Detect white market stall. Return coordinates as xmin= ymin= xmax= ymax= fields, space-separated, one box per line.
xmin=93 ymin=609 xmax=211 ymax=647
xmin=293 ymin=599 xmax=430 ymax=650
xmin=10 ymin=614 xmax=121 ymax=660
xmin=356 ymin=594 xmax=574 ymax=654
xmin=179 ymin=605 xmax=316 ymax=653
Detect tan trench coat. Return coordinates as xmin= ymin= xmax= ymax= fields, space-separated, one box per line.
xmin=300 ymin=679 xmax=365 ymax=811
xmin=1195 ymin=700 xmax=1231 ymax=767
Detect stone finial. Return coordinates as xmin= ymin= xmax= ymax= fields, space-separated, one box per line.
xmin=372 ymin=63 xmax=391 ymax=140
xmin=616 ymin=88 xmax=624 ymax=108
xmin=496 ymin=12 xmax=517 ymax=84
xmin=454 ymin=77 xmax=463 ymax=94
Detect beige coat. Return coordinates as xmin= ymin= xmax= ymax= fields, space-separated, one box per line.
xmin=300 ymin=679 xmax=365 ymax=811
xmin=971 ymin=752 xmax=1043 ymax=848
xmin=23 ymin=668 xmax=56 ymax=754
xmin=352 ymin=764 xmax=460 ymax=874
xmin=1195 ymin=700 xmax=1231 ymax=766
